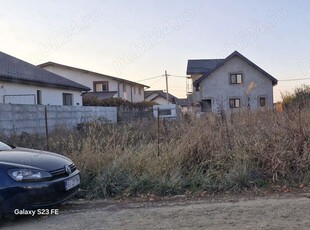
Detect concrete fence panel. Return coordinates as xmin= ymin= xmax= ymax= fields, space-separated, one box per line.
xmin=0 ymin=104 xmax=117 ymax=135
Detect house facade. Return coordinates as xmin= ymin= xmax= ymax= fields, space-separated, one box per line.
xmin=0 ymin=52 xmax=90 ymax=106
xmin=39 ymin=62 xmax=148 ymax=103
xmin=186 ymin=51 xmax=278 ymax=113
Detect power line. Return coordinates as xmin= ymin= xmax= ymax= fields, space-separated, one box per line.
xmin=136 ymin=75 xmax=163 ymax=82
xmin=149 ymin=76 xmax=164 ymax=87
xmin=139 ymin=75 xmax=310 ymax=82
xmin=174 ymin=75 xmax=309 ymax=81
xmin=169 ymin=75 xmax=187 ymax=78
xmin=137 ymin=74 xmax=188 ymax=82
xmin=278 ymin=77 xmax=310 ymax=82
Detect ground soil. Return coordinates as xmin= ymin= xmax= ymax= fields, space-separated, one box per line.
xmin=2 ymin=189 xmax=310 ymax=230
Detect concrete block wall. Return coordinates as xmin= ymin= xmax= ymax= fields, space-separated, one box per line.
xmin=0 ymin=104 xmax=117 ymax=135
xmin=197 ymin=56 xmax=274 ymax=112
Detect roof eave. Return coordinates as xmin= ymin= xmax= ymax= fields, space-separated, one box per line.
xmin=39 ymin=62 xmax=150 ymax=88
xmin=0 ymin=76 xmax=90 ymax=91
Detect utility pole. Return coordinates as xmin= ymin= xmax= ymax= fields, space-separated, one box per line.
xmin=165 ymin=70 xmax=169 ymax=104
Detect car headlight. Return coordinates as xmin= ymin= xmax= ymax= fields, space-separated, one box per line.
xmin=7 ymin=168 xmax=52 ymax=182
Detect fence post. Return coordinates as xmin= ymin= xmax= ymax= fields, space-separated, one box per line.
xmin=45 ymin=107 xmax=49 ymax=151
xmin=157 ymin=107 xmax=160 ymax=156
xmin=12 ymin=104 xmax=16 ymax=134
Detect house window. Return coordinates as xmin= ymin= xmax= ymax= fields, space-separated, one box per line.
xmin=138 ymin=88 xmax=142 ymax=95
xmin=63 ymin=93 xmax=73 ymax=106
xmin=93 ymin=81 xmax=108 ymax=92
xmin=133 ymin=87 xmax=136 ymax=94
xmin=37 ymin=90 xmax=42 ymax=105
xmin=159 ymin=109 xmax=172 ymax=116
xmin=230 ymin=74 xmax=243 ymax=84
xmin=259 ymin=97 xmax=266 ymax=107
xmin=229 ymin=98 xmax=241 ymax=108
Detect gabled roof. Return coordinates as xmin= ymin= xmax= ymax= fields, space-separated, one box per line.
xmin=145 ymin=90 xmax=178 ymax=101
xmin=145 ymin=90 xmax=190 ymax=106
xmin=145 ymin=90 xmax=181 ymax=104
xmin=38 ymin=62 xmax=149 ymax=88
xmin=0 ymin=51 xmax=90 ymax=91
xmin=188 ymin=51 xmax=278 ymax=87
xmin=144 ymin=90 xmax=158 ymax=98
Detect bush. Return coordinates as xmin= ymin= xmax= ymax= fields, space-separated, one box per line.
xmin=83 ymin=96 xmax=157 ymax=109
xmin=282 ymin=85 xmax=310 ymax=108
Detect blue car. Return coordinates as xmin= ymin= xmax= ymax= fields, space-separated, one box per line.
xmin=0 ymin=141 xmax=80 ymax=218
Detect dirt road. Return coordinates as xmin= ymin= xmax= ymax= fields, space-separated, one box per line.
xmin=2 ymin=194 xmax=310 ymax=230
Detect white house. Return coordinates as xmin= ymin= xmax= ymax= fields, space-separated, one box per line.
xmin=0 ymin=51 xmax=90 ymax=106
xmin=186 ymin=51 xmax=278 ymax=113
xmin=145 ymin=90 xmax=189 ymax=113
xmin=39 ymin=62 xmax=149 ymax=103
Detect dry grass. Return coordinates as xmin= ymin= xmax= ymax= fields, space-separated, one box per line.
xmin=3 ymin=107 xmax=310 ymax=198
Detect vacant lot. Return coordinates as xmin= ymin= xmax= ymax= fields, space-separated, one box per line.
xmin=2 ymin=193 xmax=310 ymax=230
xmin=3 ymin=107 xmax=310 ymax=200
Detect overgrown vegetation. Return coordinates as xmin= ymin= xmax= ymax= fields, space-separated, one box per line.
xmin=83 ymin=96 xmax=157 ymax=109
xmin=2 ymin=106 xmax=310 ymax=199
xmin=282 ymin=85 xmax=310 ymax=108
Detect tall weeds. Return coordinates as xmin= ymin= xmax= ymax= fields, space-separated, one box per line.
xmin=3 ymin=107 xmax=310 ymax=198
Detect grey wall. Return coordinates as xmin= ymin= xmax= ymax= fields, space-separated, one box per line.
xmin=0 ymin=104 xmax=117 ymax=135
xmin=198 ymin=56 xmax=274 ymax=112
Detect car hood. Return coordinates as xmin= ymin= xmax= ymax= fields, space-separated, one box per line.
xmin=0 ymin=147 xmax=73 ymax=171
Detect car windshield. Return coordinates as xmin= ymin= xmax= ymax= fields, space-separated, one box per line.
xmin=0 ymin=141 xmax=13 ymax=151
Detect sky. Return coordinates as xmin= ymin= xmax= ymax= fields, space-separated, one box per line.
xmin=1 ymin=0 xmax=310 ymax=102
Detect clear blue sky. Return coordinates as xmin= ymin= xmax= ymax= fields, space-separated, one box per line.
xmin=1 ymin=0 xmax=310 ymax=101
